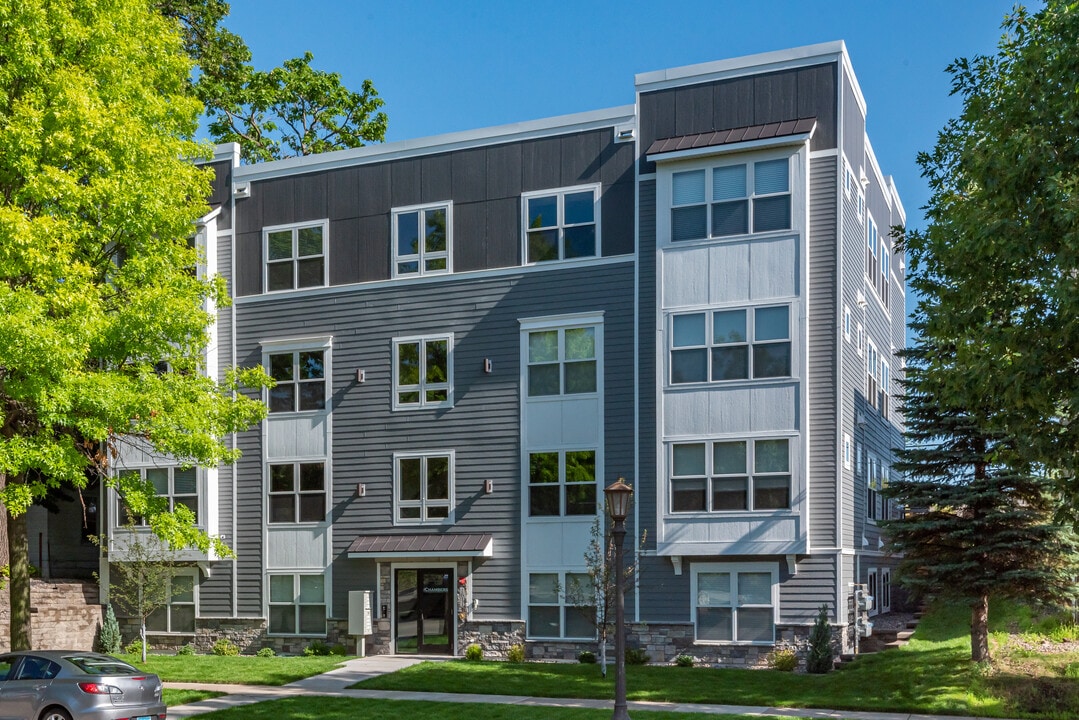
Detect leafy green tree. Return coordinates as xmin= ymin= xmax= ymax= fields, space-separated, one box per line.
xmin=902 ymin=1 xmax=1079 ymax=512
xmin=0 ymin=0 xmax=266 ymax=651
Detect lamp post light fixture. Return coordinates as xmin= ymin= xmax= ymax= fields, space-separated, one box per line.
xmin=604 ymin=477 xmax=633 ymax=720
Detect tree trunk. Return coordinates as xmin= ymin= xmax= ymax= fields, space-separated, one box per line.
xmin=0 ymin=472 xmax=9 ymax=569
xmin=7 ymin=509 xmax=31 ymax=650
xmin=971 ymin=595 xmax=990 ymax=663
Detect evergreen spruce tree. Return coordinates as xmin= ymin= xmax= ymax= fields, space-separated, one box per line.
xmin=805 ymin=604 xmax=833 ymax=674
xmin=98 ymin=603 xmax=122 ymax=655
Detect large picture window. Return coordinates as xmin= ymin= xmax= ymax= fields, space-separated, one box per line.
xmin=393 ymin=335 xmax=452 ymax=409
xmin=119 ymin=467 xmax=199 ymax=526
xmin=523 ymin=186 xmax=599 ymax=263
xmin=528 ymin=450 xmax=597 ymax=517
xmin=265 ymin=221 xmax=327 ymax=292
xmin=527 ymin=572 xmax=596 ymax=639
xmin=671 ymin=158 xmax=790 ymax=242
xmin=395 ymin=452 xmax=454 ymax=524
xmin=670 ymin=438 xmax=791 ymax=513
xmin=268 ymin=462 xmax=326 ymax=524
xmin=693 ymin=564 xmax=777 ymax=644
xmin=393 ymin=203 xmax=451 ymax=277
xmin=146 ymin=573 xmax=196 ymax=634
xmin=670 ymin=306 xmax=791 ymax=384
xmin=527 ymin=326 xmax=598 ymax=396
xmin=269 ymin=574 xmax=326 ymax=636
xmin=267 ymin=350 xmax=326 ymax=413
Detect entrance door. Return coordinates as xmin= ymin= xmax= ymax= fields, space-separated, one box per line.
xmin=395 ymin=568 xmax=452 ymax=654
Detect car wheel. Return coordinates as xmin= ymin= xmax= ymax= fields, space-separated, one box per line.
xmin=40 ymin=708 xmax=73 ymax=720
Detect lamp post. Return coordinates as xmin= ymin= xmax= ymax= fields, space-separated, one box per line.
xmin=604 ymin=477 xmax=633 ymax=720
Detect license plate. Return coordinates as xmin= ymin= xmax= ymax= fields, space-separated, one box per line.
xmin=136 ymin=716 xmax=151 ymax=720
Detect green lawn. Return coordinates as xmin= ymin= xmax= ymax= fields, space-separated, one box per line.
xmin=125 ymin=654 xmax=349 ymax=685
xmin=163 ymin=688 xmax=226 ymax=706
xmin=355 ymin=602 xmax=1079 ymax=720
xmin=187 ymin=696 xmax=770 ymax=720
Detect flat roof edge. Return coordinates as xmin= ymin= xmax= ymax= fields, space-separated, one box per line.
xmin=635 ymin=41 xmax=847 ymax=89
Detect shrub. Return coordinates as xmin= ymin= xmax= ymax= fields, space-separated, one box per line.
xmin=577 ymin=650 xmax=596 ymax=664
xmin=674 ymin=654 xmax=694 ymax=667
xmin=256 ymin=647 xmax=276 ymax=658
xmin=624 ymin=648 xmax=650 ymax=665
xmin=330 ymin=643 xmax=347 ymax=656
xmin=1065 ymin=662 xmax=1079 ymax=680
xmin=212 ymin=638 xmax=239 ymax=656
xmin=806 ymin=603 xmax=834 ymax=674
xmin=97 ymin=604 xmax=122 ymax=655
xmin=464 ymin=643 xmax=483 ymax=661
xmin=124 ymin=639 xmax=146 ymax=656
xmin=506 ymin=644 xmax=525 ymax=663
xmin=304 ymin=640 xmax=331 ymax=656
xmin=176 ymin=643 xmax=196 ymax=656
xmin=769 ymin=648 xmax=798 ymax=672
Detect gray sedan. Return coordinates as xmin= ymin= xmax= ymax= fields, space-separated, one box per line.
xmin=0 ymin=651 xmax=165 ymax=720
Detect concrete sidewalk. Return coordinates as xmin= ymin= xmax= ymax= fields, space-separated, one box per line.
xmin=165 ymin=655 xmax=1025 ymax=720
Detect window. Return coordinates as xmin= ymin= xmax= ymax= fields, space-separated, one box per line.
xmin=528 ymin=450 xmax=597 ymax=517
xmin=523 ymin=186 xmax=599 ymax=263
xmin=119 ymin=467 xmax=199 ymax=525
xmin=843 ymin=306 xmax=851 ymax=343
xmin=867 ymin=569 xmax=879 ymax=617
xmin=268 ymin=350 xmax=326 ymax=413
xmin=265 ymin=221 xmax=326 ymax=292
xmin=527 ymin=572 xmax=595 ymax=639
xmin=857 ymin=323 xmax=864 ymax=357
xmin=671 ymin=158 xmax=790 ymax=242
xmin=693 ymin=564 xmax=776 ymax=643
xmin=269 ymin=462 xmax=326 ymax=523
xmin=866 ymin=340 xmax=880 ymax=410
xmin=269 ymin=574 xmax=326 ymax=635
xmin=393 ymin=203 xmax=451 ymax=277
xmin=394 ymin=335 xmax=452 ymax=409
xmin=146 ymin=573 xmax=196 ymax=634
xmin=527 ymin=326 xmax=597 ymax=396
xmin=395 ymin=452 xmax=454 ymax=524
xmin=881 ymin=569 xmax=892 ymax=612
xmin=670 ymin=438 xmax=791 ymax=513
xmin=880 ymin=360 xmax=890 ymax=417
xmin=866 ymin=454 xmax=884 ymax=521
xmin=670 ymin=306 xmax=791 ymax=384
xmin=843 ymin=433 xmax=852 ymax=470
xmin=856 ymin=186 xmax=865 ymax=222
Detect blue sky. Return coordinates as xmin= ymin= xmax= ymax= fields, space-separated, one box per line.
xmin=224 ymin=0 xmax=1021 ymax=322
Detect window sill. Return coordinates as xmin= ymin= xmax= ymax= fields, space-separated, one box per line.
xmin=392 ymin=402 xmax=454 ymax=413
xmin=666 ymin=510 xmax=796 ymax=519
xmin=521 ymin=255 xmax=604 ymax=269
xmin=693 ymin=638 xmax=776 ymax=646
xmin=666 ymin=227 xmax=794 ymax=248
xmin=667 ymin=376 xmax=796 ymax=390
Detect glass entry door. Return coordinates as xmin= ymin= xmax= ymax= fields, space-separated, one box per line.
xmin=395 ymin=568 xmax=452 ymax=654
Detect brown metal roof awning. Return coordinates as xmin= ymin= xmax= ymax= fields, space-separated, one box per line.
xmin=347 ymin=533 xmax=494 ymax=559
xmin=646 ymin=117 xmax=817 ymax=158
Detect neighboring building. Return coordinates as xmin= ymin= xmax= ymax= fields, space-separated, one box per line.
xmin=42 ymin=41 xmax=906 ymax=664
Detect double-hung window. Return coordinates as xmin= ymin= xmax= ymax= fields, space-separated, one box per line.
xmin=393 ymin=203 xmax=451 ymax=277
xmin=393 ymin=335 xmax=452 ymax=409
xmin=119 ymin=467 xmax=199 ymax=525
xmin=523 ymin=186 xmax=599 ymax=263
xmin=879 ymin=239 xmax=890 ymax=307
xmin=527 ymin=326 xmax=597 ymax=396
xmin=146 ymin=573 xmax=196 ymax=634
xmin=269 ymin=574 xmax=326 ymax=636
xmin=527 ymin=572 xmax=595 ymax=639
xmin=866 ymin=340 xmax=880 ymax=410
xmin=528 ymin=449 xmax=597 ymax=516
xmin=670 ymin=438 xmax=791 ymax=512
xmin=268 ymin=350 xmax=326 ymax=413
xmin=268 ymin=462 xmax=326 ymax=523
xmin=866 ymin=454 xmax=884 ymax=521
xmin=395 ymin=452 xmax=454 ymax=524
xmin=693 ymin=564 xmax=777 ymax=643
xmin=265 ymin=221 xmax=327 ymax=292
xmin=671 ymin=158 xmax=791 ymax=242
xmin=670 ymin=306 xmax=791 ymax=384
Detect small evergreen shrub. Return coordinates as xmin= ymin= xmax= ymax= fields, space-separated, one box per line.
xmin=330 ymin=643 xmax=347 ymax=656
xmin=769 ymin=648 xmax=798 ymax=672
xmin=176 ymin=643 xmax=196 ymax=656
xmin=124 ymin=639 xmax=146 ymax=656
xmin=506 ymin=643 xmax=525 ymax=663
xmin=304 ymin=640 xmax=331 ymax=656
xmin=806 ymin=603 xmax=834 ymax=674
xmin=257 ymin=647 xmax=276 ymax=658
xmin=674 ymin=654 xmax=694 ymax=667
xmin=464 ymin=643 xmax=483 ymax=661
xmin=212 ymin=638 xmax=239 ymax=656
xmin=97 ymin=604 xmax=122 ymax=655
xmin=577 ymin=650 xmax=596 ymax=664
xmin=624 ymin=648 xmax=650 ymax=665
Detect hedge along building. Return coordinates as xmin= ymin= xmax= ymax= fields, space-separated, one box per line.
xmin=65 ymin=41 xmax=906 ymax=662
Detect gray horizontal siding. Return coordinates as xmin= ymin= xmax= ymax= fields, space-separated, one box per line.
xmin=780 ymin=554 xmax=837 ymax=623
xmin=198 ymin=562 xmax=233 ymax=617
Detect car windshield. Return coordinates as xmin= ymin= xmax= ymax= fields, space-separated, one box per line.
xmin=65 ymin=655 xmax=140 ymax=675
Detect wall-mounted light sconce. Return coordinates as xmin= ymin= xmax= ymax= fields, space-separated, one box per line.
xmin=614 ymin=124 xmax=635 ymax=143
xmin=856 ymin=290 xmax=867 ymax=309
xmin=356 ymin=483 xmax=366 ymax=497
xmin=483 ymin=358 xmax=493 ymax=374
xmin=484 ymin=479 xmax=494 ymax=494
xmin=233 ymin=182 xmax=251 ymax=199
xmin=356 ymin=369 xmax=366 ymax=383
xmin=859 ymin=172 xmax=870 ymax=189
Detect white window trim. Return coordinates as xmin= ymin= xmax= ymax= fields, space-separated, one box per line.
xmin=668 ymin=435 xmax=796 ymax=515
xmin=266 ymin=459 xmax=329 ymax=525
xmin=867 ymin=568 xmax=879 ymax=618
xmin=392 ymin=450 xmax=456 ymax=526
xmin=526 ymin=448 xmax=600 ymax=519
xmin=843 ymin=433 xmax=852 ymax=471
xmin=520 ymin=318 xmax=604 ymax=400
xmin=261 ymin=339 xmax=332 ymax=416
xmin=114 ymin=466 xmax=203 ymax=531
xmin=526 ymin=570 xmax=597 ymax=641
xmin=843 ymin=305 xmax=851 ymax=343
xmin=392 ymin=333 xmax=454 ymax=411
xmin=881 ymin=568 xmax=892 ymax=613
xmin=691 ymin=562 xmax=778 ymax=645
xmin=520 ymin=183 xmax=602 ymax=264
xmin=145 ymin=569 xmax=198 ymax=635
xmin=391 ymin=201 xmax=453 ymax=279
xmin=266 ymin=572 xmax=328 ymax=637
xmin=262 ymin=219 xmax=329 ymax=293
xmin=667 ymin=303 xmax=793 ymax=387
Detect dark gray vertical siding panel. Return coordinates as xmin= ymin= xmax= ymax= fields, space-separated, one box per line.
xmin=797 ymin=63 xmax=837 ymax=151
xmin=486 ymin=197 xmax=520 ymax=268
xmin=842 ymin=70 xmax=865 ymax=169
xmin=638 ymin=88 xmax=677 ymax=175
xmin=521 ymin=136 xmax=562 ymax=192
xmin=779 ymin=555 xmax=837 ymax=623
xmin=199 ymin=565 xmax=233 ymax=616
xmin=485 ymin=143 xmax=522 ymax=200
xmin=753 ymin=70 xmax=799 ymax=127
xmin=206 ymin=160 xmax=232 ymax=230
xmin=355 ymin=164 xmax=391 ymax=217
xmin=712 ymin=76 xmax=755 ymax=136
xmin=390 ymin=157 xmax=421 ymax=208
xmin=561 ymin=130 xmax=605 ymax=186
xmin=453 ymin=202 xmax=487 ymax=272
xmin=421 ymin=153 xmax=453 ymax=203
xmin=258 ymin=177 xmax=298 ymax=228
xmin=808 ymin=157 xmax=838 ymax=550
xmin=675 ymin=83 xmax=713 ymax=136
xmin=235 ymin=192 xmax=260 ymax=235
xmin=601 ymin=181 xmax=635 ymax=257
xmin=235 ymin=231 xmax=262 ymax=296
xmin=356 ymin=215 xmax=390 ymax=282
xmin=295 ymin=171 xmax=328 ymax=220
xmin=451 ymin=147 xmax=487 ymax=204
xmin=600 ymin=140 xmax=635 ymax=186
xmin=327 ymin=166 xmax=361 ymax=221
xmin=637 ymin=555 xmax=690 ymax=622
xmin=329 ymin=217 xmax=362 ymax=285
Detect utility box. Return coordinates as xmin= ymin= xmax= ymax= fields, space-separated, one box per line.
xmin=348 ymin=590 xmax=373 ymax=655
